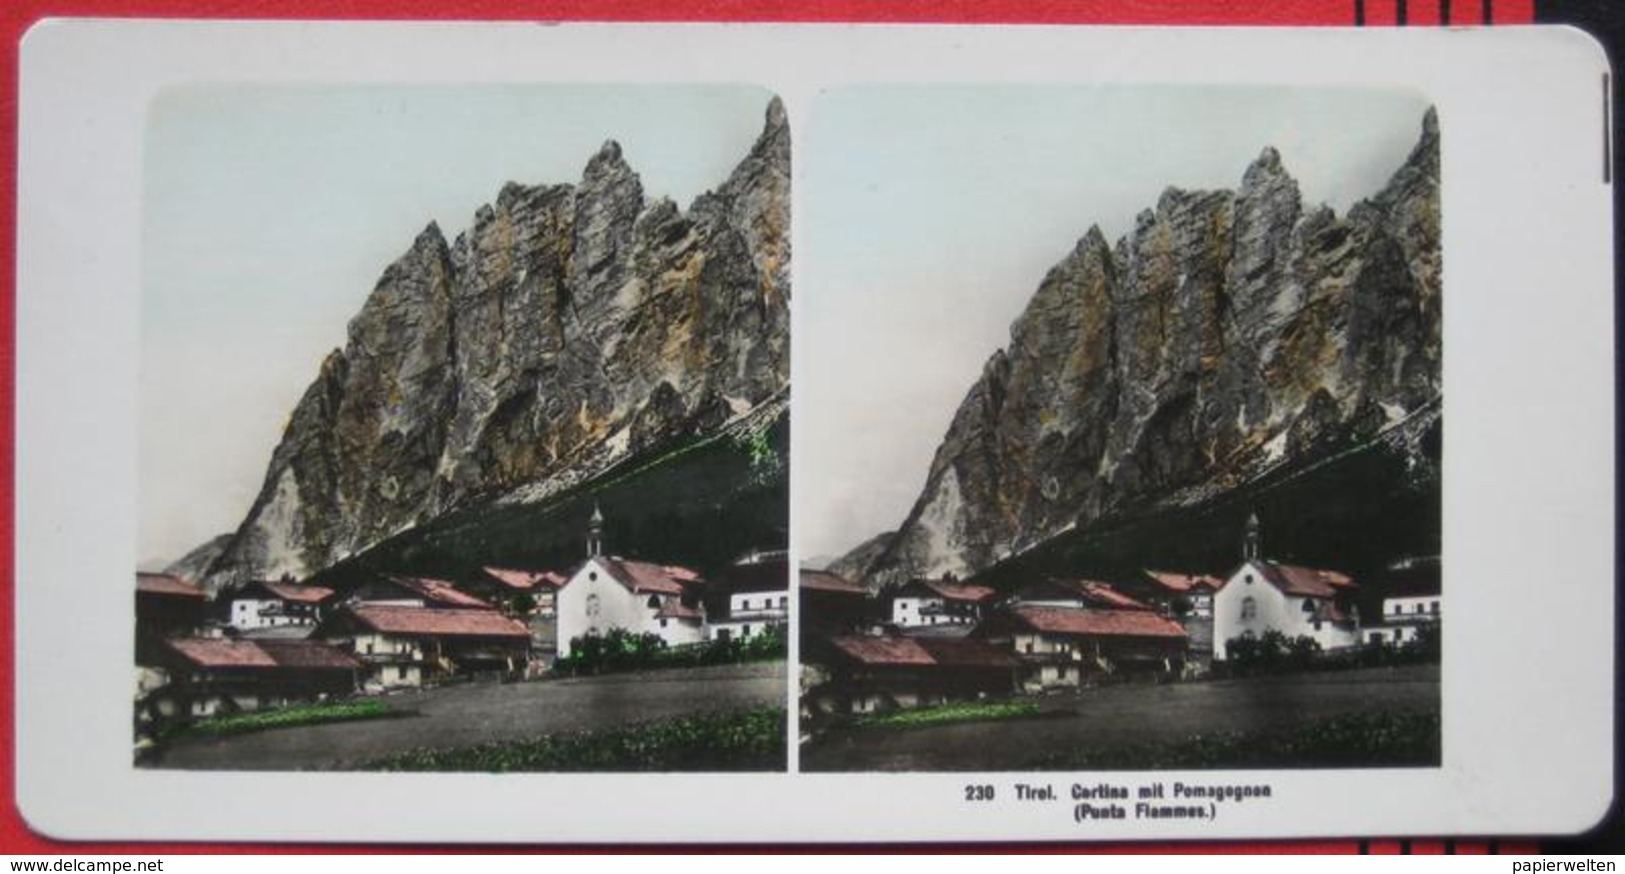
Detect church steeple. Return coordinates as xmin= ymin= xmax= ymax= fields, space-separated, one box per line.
xmin=587 ymin=503 xmax=604 ymax=558
xmin=1243 ymin=512 xmax=1261 ymax=562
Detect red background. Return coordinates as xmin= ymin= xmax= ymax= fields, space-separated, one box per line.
xmin=0 ymin=0 xmax=1547 ymax=855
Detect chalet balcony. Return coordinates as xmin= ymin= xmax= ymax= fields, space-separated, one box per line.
xmin=725 ymin=607 xmax=788 ymax=622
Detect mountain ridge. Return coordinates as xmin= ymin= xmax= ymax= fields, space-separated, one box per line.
xmin=188 ymin=97 xmax=790 ymax=593
xmin=839 ymin=108 xmax=1440 ymax=590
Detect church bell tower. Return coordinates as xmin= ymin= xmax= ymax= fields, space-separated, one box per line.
xmin=587 ymin=503 xmax=604 ymax=558
xmin=1243 ymin=511 xmax=1261 ymax=562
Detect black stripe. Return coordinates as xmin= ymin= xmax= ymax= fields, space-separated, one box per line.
xmin=1604 ymin=73 xmax=1612 ymax=183
xmin=1441 ymin=0 xmax=1451 ymax=23
xmin=1446 ymin=839 xmax=1457 ymax=854
xmin=1355 ymin=0 xmax=1366 ymax=25
xmin=1397 ymin=0 xmax=1408 ymax=24
xmin=1358 ymin=840 xmax=1370 ymax=854
xmin=1483 ymin=0 xmax=1493 ymax=23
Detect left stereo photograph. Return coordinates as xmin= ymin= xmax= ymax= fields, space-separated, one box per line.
xmin=134 ymin=84 xmax=791 ymax=773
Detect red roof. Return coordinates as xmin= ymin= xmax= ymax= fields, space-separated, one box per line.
xmin=655 ymin=601 xmax=704 ymax=621
xmin=386 ymin=575 xmax=496 ymax=610
xmin=596 ymin=557 xmax=705 ymax=596
xmin=828 ymin=635 xmax=936 ymax=666
xmin=166 ymin=638 xmax=278 ymax=668
xmin=1077 ymin=582 xmax=1153 ymax=611
xmin=1005 ymin=606 xmax=1187 ymax=640
xmin=166 ymin=637 xmax=360 ymax=670
xmin=825 ymin=634 xmax=1017 ymax=669
xmin=258 ymin=582 xmax=334 ymax=604
xmin=800 ymin=569 xmax=867 ymax=594
xmin=136 ymin=572 xmax=205 ymax=599
xmin=897 ymin=575 xmax=994 ymax=601
xmin=1143 ymin=570 xmax=1224 ymax=594
xmin=1014 ymin=578 xmax=1152 ymax=611
xmin=482 ymin=567 xmax=568 ymax=591
xmin=253 ymin=639 xmax=362 ymax=669
xmin=1311 ymin=600 xmax=1355 ymax=625
xmin=1252 ymin=562 xmax=1357 ymax=598
xmin=347 ymin=606 xmax=530 ymax=639
xmin=915 ymin=637 xmax=1019 ymax=669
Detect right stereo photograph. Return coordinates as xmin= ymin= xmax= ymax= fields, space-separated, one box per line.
xmin=797 ymin=85 xmax=1442 ymax=773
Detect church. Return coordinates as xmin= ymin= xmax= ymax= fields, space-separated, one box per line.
xmin=554 ymin=505 xmax=712 ymax=658
xmin=1211 ymin=513 xmax=1364 ymax=659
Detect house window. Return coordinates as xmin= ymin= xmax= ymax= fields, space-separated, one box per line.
xmin=586 ymin=594 xmax=601 ymax=617
xmin=660 ymin=618 xmax=668 ymax=628
xmin=1240 ymin=597 xmax=1257 ymax=620
xmin=1244 ymin=574 xmax=1253 ymax=585
xmin=1431 ymin=601 xmax=1439 ymax=614
xmin=647 ymin=595 xmax=661 ymax=609
xmin=1302 ymin=599 xmax=1316 ymax=613
xmin=742 ymin=624 xmax=751 ymax=637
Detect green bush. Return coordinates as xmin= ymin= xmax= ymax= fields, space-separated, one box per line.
xmin=554 ymin=624 xmax=786 ymax=676
xmin=1224 ymin=631 xmax=1322 ymax=676
xmin=851 ymin=700 xmax=1039 ymax=730
xmin=361 ymin=707 xmax=786 ymax=772
xmin=174 ymin=699 xmax=389 ymax=739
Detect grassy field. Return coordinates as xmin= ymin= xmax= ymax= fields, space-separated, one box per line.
xmin=360 ymin=706 xmax=786 ymax=773
xmin=173 ymin=699 xmax=391 ymax=739
xmin=851 ymin=700 xmax=1040 ymax=730
xmin=1031 ymin=711 xmax=1440 ymax=770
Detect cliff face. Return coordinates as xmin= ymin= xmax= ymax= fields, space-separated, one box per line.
xmin=844 ymin=109 xmax=1440 ymax=589
xmin=199 ymin=98 xmax=790 ymax=592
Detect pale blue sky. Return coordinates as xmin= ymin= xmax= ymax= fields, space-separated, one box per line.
xmin=799 ymin=85 xmax=1434 ymax=561
xmin=140 ymin=84 xmax=773 ymax=565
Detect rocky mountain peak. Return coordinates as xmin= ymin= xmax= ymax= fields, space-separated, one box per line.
xmin=586 ymin=138 xmax=628 ymax=172
xmin=193 ymin=100 xmax=790 ymax=591
xmin=843 ymin=109 xmax=1440 ymax=591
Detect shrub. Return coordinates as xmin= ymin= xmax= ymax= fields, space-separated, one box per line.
xmin=554 ymin=624 xmax=786 ymax=676
xmin=1224 ymin=631 xmax=1323 ymax=675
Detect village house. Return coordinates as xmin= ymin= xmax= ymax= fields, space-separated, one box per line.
xmin=317 ymin=604 xmax=532 ymax=691
xmin=1136 ymin=571 xmax=1223 ymax=618
xmin=138 ymin=637 xmax=360 ymax=728
xmin=554 ymin=506 xmax=710 ymax=658
xmin=463 ymin=567 xmax=569 ymax=663
xmin=136 ymin=572 xmax=208 ymax=639
xmin=476 ymin=566 xmax=567 ymax=617
xmin=1125 ymin=571 xmax=1225 ymax=665
xmin=135 ymin=572 xmax=212 ymax=697
xmin=799 ymin=568 xmax=875 ymax=636
xmin=976 ymin=605 xmax=1189 ymax=691
xmin=224 ymin=580 xmax=335 ymax=634
xmin=1212 ymin=514 xmax=1363 ymax=660
xmin=888 ymin=576 xmax=999 ymax=628
xmin=706 ymin=552 xmax=790 ymax=643
xmin=802 ymin=633 xmax=1017 ymax=716
xmin=1363 ymin=557 xmax=1442 ymax=647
